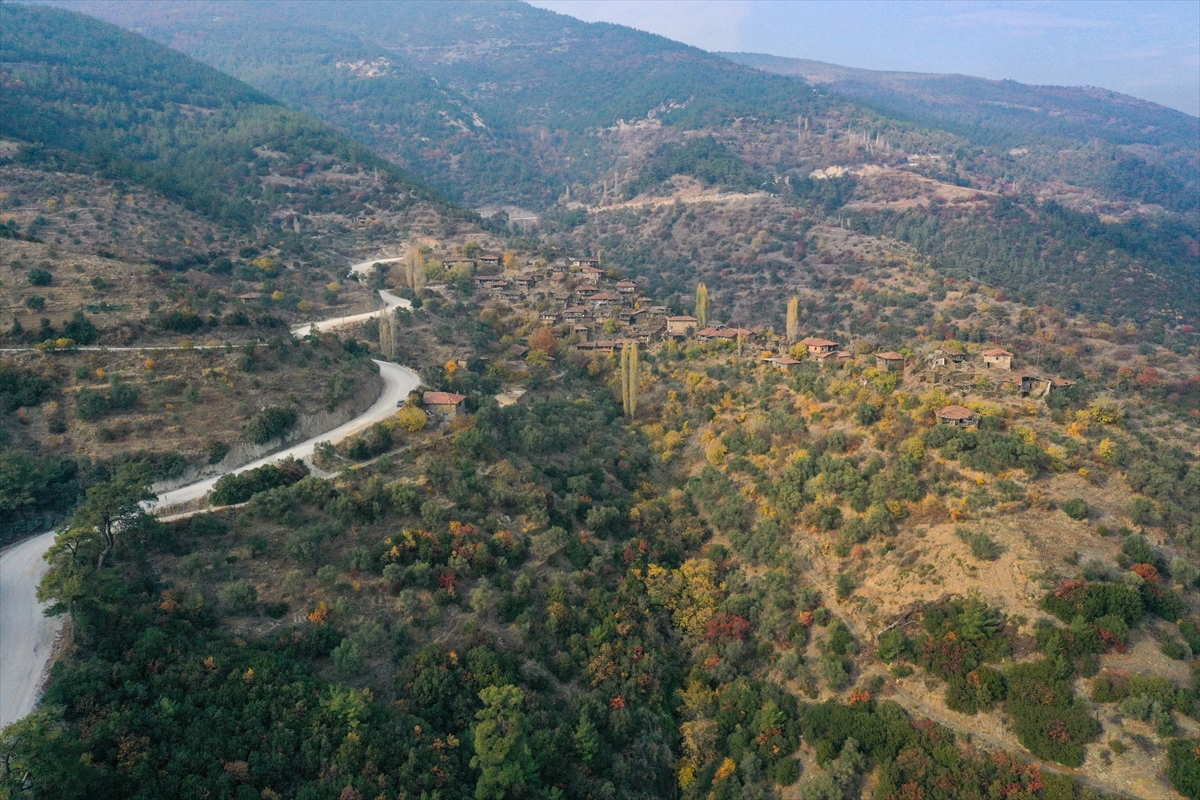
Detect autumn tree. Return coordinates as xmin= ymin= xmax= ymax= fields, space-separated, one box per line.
xmin=528 ymin=326 xmax=557 ymax=356
xmin=695 ymin=283 xmax=709 ymax=328
xmin=786 ymin=296 xmax=799 ymax=342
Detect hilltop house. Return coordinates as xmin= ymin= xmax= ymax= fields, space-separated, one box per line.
xmin=763 ymin=356 xmax=802 ymax=372
xmin=696 ymin=326 xmax=752 ymax=342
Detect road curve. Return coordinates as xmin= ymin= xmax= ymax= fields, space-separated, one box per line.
xmin=146 ymin=360 xmax=419 ymax=513
xmin=290 ymin=289 xmax=410 ymax=339
xmin=0 ymin=278 xmax=421 ymax=730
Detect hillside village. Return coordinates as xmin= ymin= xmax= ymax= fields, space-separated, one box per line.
xmin=399 ymin=249 xmax=1083 ymax=426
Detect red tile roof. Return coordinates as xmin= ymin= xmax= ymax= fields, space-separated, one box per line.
xmin=801 ymin=337 xmax=839 ymax=347
xmin=981 ymin=348 xmax=1013 ymax=357
xmin=877 ymin=351 xmax=905 ymax=360
xmin=423 ymin=392 xmax=466 ymax=406
xmin=936 ymin=405 xmax=977 ymax=420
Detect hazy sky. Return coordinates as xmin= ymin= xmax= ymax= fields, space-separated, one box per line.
xmin=529 ymin=0 xmax=1200 ymax=116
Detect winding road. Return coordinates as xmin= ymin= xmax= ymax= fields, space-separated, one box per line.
xmin=0 ymin=262 xmax=419 ymax=731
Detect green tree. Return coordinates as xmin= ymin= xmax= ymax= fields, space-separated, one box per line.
xmin=573 ymin=713 xmax=600 ymax=765
xmin=695 ymin=282 xmax=710 ymax=328
xmin=38 ymin=463 xmax=155 ymax=615
xmin=471 ymin=684 xmax=536 ymax=800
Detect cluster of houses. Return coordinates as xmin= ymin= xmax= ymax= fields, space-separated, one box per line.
xmin=413 ymin=252 xmax=1079 ymax=429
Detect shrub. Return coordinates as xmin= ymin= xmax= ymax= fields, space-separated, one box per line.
xmin=331 ymin=638 xmax=364 ymax=677
xmin=221 ymin=579 xmax=257 ymax=613
xmin=875 ymin=629 xmax=910 ymax=663
xmin=945 ymin=666 xmax=1006 ymax=714
xmin=817 ymin=653 xmax=850 ymax=690
xmin=210 ymin=458 xmax=308 ymax=505
xmin=285 ymin=526 xmax=326 ymax=571
xmin=245 ymin=405 xmax=298 ymax=444
xmin=265 ymin=602 xmax=290 ymax=619
xmin=956 ymin=527 xmax=1001 ymax=560
xmin=1041 ymin=580 xmax=1143 ymax=625
xmin=396 ymin=404 xmax=428 ymax=432
xmin=27 ymin=267 xmax=52 ymax=286
xmin=1168 ymin=738 xmax=1200 ymax=800
xmin=1005 ymin=659 xmax=1100 ymax=767
xmin=1062 ymin=498 xmax=1089 ymax=520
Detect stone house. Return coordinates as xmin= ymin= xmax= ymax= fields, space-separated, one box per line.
xmin=423 ymin=391 xmax=467 ymax=418
xmin=936 ymin=405 xmax=980 ymax=427
xmin=666 ymin=315 xmax=698 ymax=336
xmin=876 ymin=351 xmax=905 ymax=371
xmin=981 ymin=348 xmax=1014 ymax=370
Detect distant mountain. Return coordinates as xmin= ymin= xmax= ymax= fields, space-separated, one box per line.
xmin=55 ymin=0 xmax=828 ymax=209
xmin=721 ymin=52 xmax=1199 ymax=152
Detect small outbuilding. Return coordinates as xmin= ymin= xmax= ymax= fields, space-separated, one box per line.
xmin=876 ymin=351 xmax=905 ymax=372
xmin=981 ymin=348 xmax=1014 ymax=370
xmin=423 ymin=391 xmax=467 ymax=418
xmin=764 ymin=356 xmax=802 ymax=371
xmin=936 ymin=405 xmax=980 ymax=427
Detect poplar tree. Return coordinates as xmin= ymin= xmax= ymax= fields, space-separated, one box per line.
xmin=786 ymin=296 xmax=799 ymax=342
xmin=403 ymin=249 xmax=426 ymax=290
xmin=695 ymin=283 xmax=709 ymax=328
xmin=621 ymin=341 xmax=639 ymax=418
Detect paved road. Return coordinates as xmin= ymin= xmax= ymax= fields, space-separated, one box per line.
xmin=290 ymin=289 xmax=410 ymax=339
xmin=0 ymin=271 xmax=420 ymax=730
xmin=0 ymin=530 xmax=60 ymax=729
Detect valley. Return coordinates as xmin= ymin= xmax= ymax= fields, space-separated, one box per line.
xmin=1 ymin=3 xmax=1197 ymax=800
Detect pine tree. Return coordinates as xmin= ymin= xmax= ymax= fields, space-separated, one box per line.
xmin=471 ymin=685 xmax=535 ymax=800
xmin=573 ymin=714 xmax=600 ymax=765
xmin=786 ymin=296 xmax=799 ymax=342
xmin=695 ymin=283 xmax=709 ymax=328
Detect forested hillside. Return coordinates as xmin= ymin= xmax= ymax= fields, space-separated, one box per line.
xmin=0 ymin=4 xmax=482 ymax=539
xmin=2 ymin=5 xmax=1199 ymax=799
